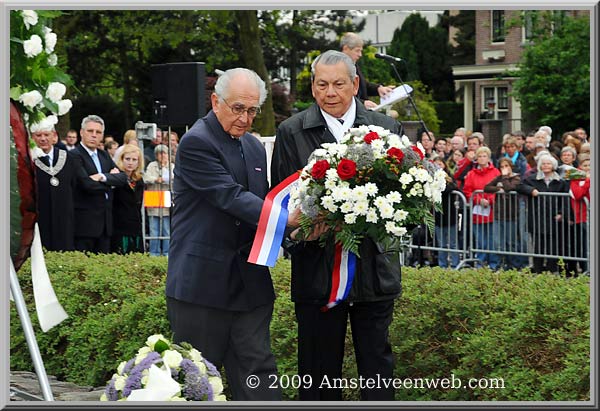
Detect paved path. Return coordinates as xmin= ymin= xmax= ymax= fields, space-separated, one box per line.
xmin=10 ymin=371 xmax=105 ymax=402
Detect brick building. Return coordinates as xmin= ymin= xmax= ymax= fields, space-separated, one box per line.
xmin=452 ymin=10 xmax=588 ymax=150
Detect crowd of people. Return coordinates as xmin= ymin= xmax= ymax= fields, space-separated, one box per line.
xmin=32 ymin=116 xmax=178 ymax=257
xmin=410 ymin=125 xmax=591 ymax=277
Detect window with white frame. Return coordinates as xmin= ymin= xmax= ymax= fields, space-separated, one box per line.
xmin=482 ymin=86 xmax=509 ymax=119
xmin=491 ymin=10 xmax=505 ymax=43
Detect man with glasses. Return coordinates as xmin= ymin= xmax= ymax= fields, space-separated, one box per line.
xmin=166 ymin=68 xmax=298 ymax=401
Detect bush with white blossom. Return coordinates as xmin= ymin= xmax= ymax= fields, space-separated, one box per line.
xmin=290 ymin=125 xmax=446 ymax=255
xmin=10 ymin=10 xmax=72 ymax=131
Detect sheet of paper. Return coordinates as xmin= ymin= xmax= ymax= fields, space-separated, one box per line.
xmin=472 ymin=204 xmax=491 ymax=217
xmin=370 ymin=84 xmax=413 ymax=111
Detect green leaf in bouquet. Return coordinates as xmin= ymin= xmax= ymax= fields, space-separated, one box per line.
xmin=336 ymin=228 xmax=362 ymax=257
xmin=153 ymin=339 xmax=170 ymax=354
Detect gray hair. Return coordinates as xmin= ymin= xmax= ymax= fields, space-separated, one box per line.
xmin=560 ymin=145 xmax=577 ymax=158
xmin=471 ymin=131 xmax=485 ymax=143
xmin=311 ymin=50 xmax=357 ymax=82
xmin=340 ymin=32 xmax=363 ymax=50
xmin=81 ymin=115 xmax=105 ymax=132
xmin=214 ymin=68 xmax=267 ymax=106
xmin=536 ymin=152 xmax=558 ymax=170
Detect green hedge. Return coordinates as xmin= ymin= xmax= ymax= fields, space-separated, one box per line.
xmin=10 ymin=252 xmax=590 ymax=401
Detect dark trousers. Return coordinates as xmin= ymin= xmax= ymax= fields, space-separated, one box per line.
xmin=295 ymin=299 xmax=395 ymax=401
xmin=74 ymin=235 xmax=110 ymax=254
xmin=166 ymin=297 xmax=281 ymax=401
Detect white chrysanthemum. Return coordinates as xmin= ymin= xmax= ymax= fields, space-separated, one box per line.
xmin=57 ymin=99 xmax=73 ymax=115
xmin=340 ymin=202 xmax=354 ymax=214
xmin=47 ymin=53 xmax=58 ymax=66
xmin=386 ymin=191 xmax=402 ymax=204
xmin=354 ymin=200 xmax=369 ymax=216
xmin=44 ymin=30 xmax=57 ymax=54
xmin=357 ymin=125 xmax=369 ymax=134
xmin=401 ymin=135 xmax=412 ymax=147
xmin=408 ymin=167 xmax=419 ymax=176
xmin=324 ymin=178 xmax=338 ymax=190
xmin=380 ymin=203 xmax=395 ymax=219
xmin=321 ymin=196 xmax=338 ymax=212
xmin=21 ymin=10 xmax=38 ymax=29
xmin=330 ymin=187 xmax=345 ymax=202
xmin=312 ymin=148 xmax=327 ymax=158
xmin=394 ymin=209 xmax=409 ymax=221
xmin=366 ymin=208 xmax=379 ymax=223
xmin=340 ymin=132 xmax=352 ymax=143
xmin=353 ymin=135 xmax=364 ymax=143
xmin=351 ymin=186 xmax=368 ymax=202
xmin=423 ymin=184 xmax=432 ymax=199
xmin=370 ymin=139 xmax=386 ymax=158
xmin=368 ymin=125 xmax=385 ymax=134
xmin=387 ymin=134 xmax=402 ymax=148
xmin=373 ymin=196 xmax=388 ymax=209
xmin=399 ymin=173 xmax=413 ymax=185
xmin=23 ymin=34 xmax=43 ymax=58
xmin=344 ymin=213 xmax=357 ymax=224
xmin=415 ymin=168 xmax=431 ymax=183
xmin=364 ymin=182 xmax=378 ymax=197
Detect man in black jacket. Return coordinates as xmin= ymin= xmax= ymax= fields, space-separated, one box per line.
xmin=271 ymin=50 xmax=403 ymax=401
xmin=340 ymin=32 xmax=394 ymax=110
xmin=71 ymin=115 xmax=128 ymax=253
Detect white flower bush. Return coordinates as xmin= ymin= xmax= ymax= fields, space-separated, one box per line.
xmin=10 ymin=10 xmax=73 ymax=132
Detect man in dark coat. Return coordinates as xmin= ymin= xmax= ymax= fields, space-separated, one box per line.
xmin=340 ymin=32 xmax=394 ymax=110
xmin=29 ymin=119 xmax=78 ymax=251
xmin=271 ymin=50 xmax=403 ymax=401
xmin=166 ymin=68 xmax=297 ymax=401
xmin=71 ymin=114 xmax=128 ymax=253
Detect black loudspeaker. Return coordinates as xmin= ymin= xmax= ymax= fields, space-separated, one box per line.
xmin=151 ymin=62 xmax=206 ymax=127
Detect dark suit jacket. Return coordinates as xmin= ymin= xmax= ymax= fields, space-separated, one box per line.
xmin=356 ymin=64 xmax=380 ymax=102
xmin=271 ymin=99 xmax=404 ymax=305
xmin=71 ymin=143 xmax=127 ymax=238
xmin=166 ymin=111 xmax=273 ymax=312
xmin=34 ymin=147 xmax=77 ymax=251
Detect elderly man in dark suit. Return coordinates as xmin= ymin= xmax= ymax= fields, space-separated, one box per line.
xmin=71 ymin=115 xmax=127 ymax=253
xmin=166 ymin=68 xmax=298 ymax=401
xmin=271 ymin=50 xmax=403 ymax=401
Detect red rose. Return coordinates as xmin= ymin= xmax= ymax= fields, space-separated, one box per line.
xmin=311 ymin=159 xmax=330 ymax=180
xmin=411 ymin=145 xmax=424 ymax=160
xmin=337 ymin=158 xmax=357 ymax=180
xmin=363 ymin=131 xmax=380 ymax=144
xmin=387 ymin=147 xmax=404 ymax=163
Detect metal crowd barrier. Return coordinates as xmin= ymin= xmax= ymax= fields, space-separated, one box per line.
xmin=405 ymin=190 xmax=590 ymax=274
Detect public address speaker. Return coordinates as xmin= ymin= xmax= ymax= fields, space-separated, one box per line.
xmin=151 ymin=62 xmax=206 ymax=127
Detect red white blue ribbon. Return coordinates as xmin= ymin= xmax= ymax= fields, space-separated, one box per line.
xmin=248 ymin=172 xmax=299 ymax=267
xmin=322 ymin=243 xmax=357 ymax=311
xmin=248 ymin=172 xmax=357 ymax=310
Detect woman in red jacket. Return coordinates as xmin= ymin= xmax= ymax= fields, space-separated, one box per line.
xmin=462 ymin=146 xmax=501 ymax=269
xmin=568 ymin=156 xmax=590 ymax=274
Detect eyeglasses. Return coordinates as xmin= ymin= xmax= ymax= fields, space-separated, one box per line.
xmin=221 ymin=98 xmax=261 ymax=118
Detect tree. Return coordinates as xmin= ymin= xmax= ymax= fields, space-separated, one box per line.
xmin=512 ymin=15 xmax=590 ymax=133
xmin=235 ymin=10 xmax=275 ymax=136
xmin=443 ymin=10 xmax=476 ymax=66
xmin=387 ymin=13 xmax=454 ymax=101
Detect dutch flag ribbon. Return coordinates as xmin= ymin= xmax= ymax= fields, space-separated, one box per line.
xmin=248 ymin=172 xmax=300 ymax=267
xmin=321 ymin=243 xmax=357 ymax=312
xmin=248 ymin=172 xmax=357 ymax=311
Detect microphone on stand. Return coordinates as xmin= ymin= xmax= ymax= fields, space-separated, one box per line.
xmin=375 ymin=53 xmax=403 ymax=63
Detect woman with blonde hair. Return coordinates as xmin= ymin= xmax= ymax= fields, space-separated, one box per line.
xmin=111 ymin=144 xmax=145 ymax=254
xmin=112 ymin=129 xmax=138 ymax=162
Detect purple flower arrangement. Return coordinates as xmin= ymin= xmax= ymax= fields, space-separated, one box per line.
xmin=101 ymin=334 xmax=226 ymax=401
